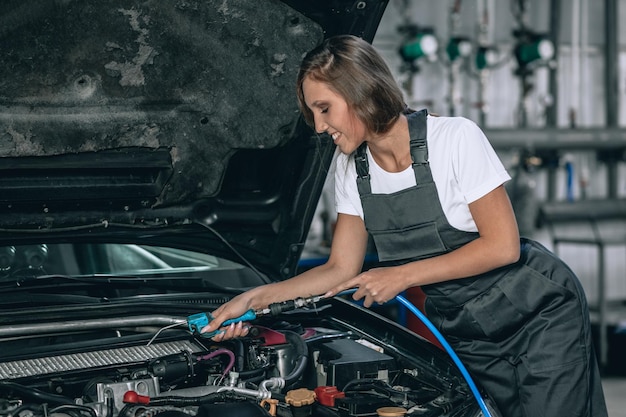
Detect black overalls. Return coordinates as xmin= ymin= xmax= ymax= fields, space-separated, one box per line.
xmin=354 ymin=109 xmax=608 ymax=417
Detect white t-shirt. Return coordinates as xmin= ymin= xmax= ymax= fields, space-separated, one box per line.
xmin=334 ymin=115 xmax=511 ymax=232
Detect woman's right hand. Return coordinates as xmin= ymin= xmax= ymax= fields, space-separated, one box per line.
xmin=201 ymin=292 xmax=253 ymax=341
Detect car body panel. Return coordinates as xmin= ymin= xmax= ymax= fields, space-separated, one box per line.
xmin=0 ymin=0 xmax=386 ymax=279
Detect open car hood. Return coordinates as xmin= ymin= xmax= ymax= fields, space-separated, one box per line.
xmin=0 ymin=0 xmax=388 ymax=280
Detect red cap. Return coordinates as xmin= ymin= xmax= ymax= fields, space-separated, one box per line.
xmin=314 ymin=386 xmax=345 ymax=407
xmin=123 ymin=391 xmax=150 ymax=405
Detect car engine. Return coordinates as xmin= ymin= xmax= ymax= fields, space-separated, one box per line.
xmin=0 ymin=305 xmax=482 ymax=417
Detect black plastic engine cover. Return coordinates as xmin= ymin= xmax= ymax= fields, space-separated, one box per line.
xmin=317 ymin=338 xmax=396 ymax=391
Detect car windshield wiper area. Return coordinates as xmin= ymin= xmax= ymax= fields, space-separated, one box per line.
xmin=0 ymin=273 xmax=144 ymax=288
xmin=0 ymin=273 xmax=246 ymax=297
xmin=0 ymin=276 xmax=246 ymax=312
xmin=0 ymin=291 xmax=104 ymax=307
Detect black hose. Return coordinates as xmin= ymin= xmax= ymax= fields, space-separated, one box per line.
xmin=49 ymin=404 xmax=98 ymax=417
xmin=117 ymin=391 xmax=251 ymax=417
xmin=0 ymin=381 xmax=74 ymax=406
xmin=231 ymin=338 xmax=246 ymax=371
xmin=146 ymin=391 xmax=248 ymax=407
xmin=341 ymin=378 xmax=381 ymax=393
xmin=281 ymin=330 xmax=309 ymax=388
xmin=303 ymin=331 xmax=354 ymax=344
xmin=238 ymin=365 xmax=269 ymax=381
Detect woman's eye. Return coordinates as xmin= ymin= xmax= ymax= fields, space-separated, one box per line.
xmin=321 ymin=108 xmax=328 ymax=114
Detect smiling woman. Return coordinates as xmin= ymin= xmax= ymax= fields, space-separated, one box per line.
xmin=301 ymin=78 xmax=368 ymax=155
xmin=296 ymin=34 xmax=406 ymax=140
xmin=207 ymin=34 xmax=608 ymax=417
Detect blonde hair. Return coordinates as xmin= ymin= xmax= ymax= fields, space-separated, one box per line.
xmin=296 ymin=35 xmax=406 ymax=135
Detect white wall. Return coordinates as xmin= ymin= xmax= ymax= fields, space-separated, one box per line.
xmin=373 ymin=0 xmax=626 ymax=128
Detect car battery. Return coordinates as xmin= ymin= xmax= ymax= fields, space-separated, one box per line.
xmin=315 ymin=338 xmax=396 ymax=390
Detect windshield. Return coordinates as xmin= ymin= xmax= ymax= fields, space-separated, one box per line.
xmin=0 ymin=243 xmax=246 ymax=278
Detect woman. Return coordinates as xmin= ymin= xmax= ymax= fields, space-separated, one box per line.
xmin=204 ymin=35 xmax=607 ymax=417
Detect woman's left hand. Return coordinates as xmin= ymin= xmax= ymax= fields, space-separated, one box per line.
xmin=325 ymin=266 xmax=407 ymax=308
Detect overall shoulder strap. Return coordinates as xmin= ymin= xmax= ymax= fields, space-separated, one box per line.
xmin=354 ymin=142 xmax=371 ymax=195
xmin=407 ymin=108 xmax=428 ymax=165
xmin=407 ymin=109 xmax=432 ymax=184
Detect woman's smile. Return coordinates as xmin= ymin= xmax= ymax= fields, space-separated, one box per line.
xmin=301 ymin=76 xmax=365 ymax=154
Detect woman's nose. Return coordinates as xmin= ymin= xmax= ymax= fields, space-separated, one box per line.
xmin=314 ymin=120 xmax=327 ymax=134
xmin=313 ymin=115 xmax=327 ymax=134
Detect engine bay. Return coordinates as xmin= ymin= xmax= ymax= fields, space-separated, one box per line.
xmin=0 ymin=305 xmax=478 ymax=417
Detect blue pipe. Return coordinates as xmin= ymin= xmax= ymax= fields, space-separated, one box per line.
xmin=565 ymin=160 xmax=575 ymax=202
xmin=339 ymin=290 xmax=493 ymax=417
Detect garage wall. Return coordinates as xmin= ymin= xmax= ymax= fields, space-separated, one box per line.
xmin=373 ymin=0 xmax=626 ymax=128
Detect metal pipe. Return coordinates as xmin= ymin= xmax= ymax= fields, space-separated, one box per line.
xmin=580 ymin=0 xmax=589 ymax=125
xmin=475 ymin=0 xmax=493 ymax=127
xmin=604 ymin=0 xmax=618 ymax=127
xmin=546 ymin=0 xmax=560 ymax=127
xmin=570 ymin=0 xmax=581 ymax=127
xmin=216 ymin=377 xmax=285 ymax=400
xmin=606 ymin=160 xmax=619 ymax=198
xmin=0 ymin=315 xmax=186 ymax=337
xmin=604 ymin=0 xmax=619 ymax=197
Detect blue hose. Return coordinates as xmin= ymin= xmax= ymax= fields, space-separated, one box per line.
xmin=339 ymin=290 xmax=493 ymax=417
